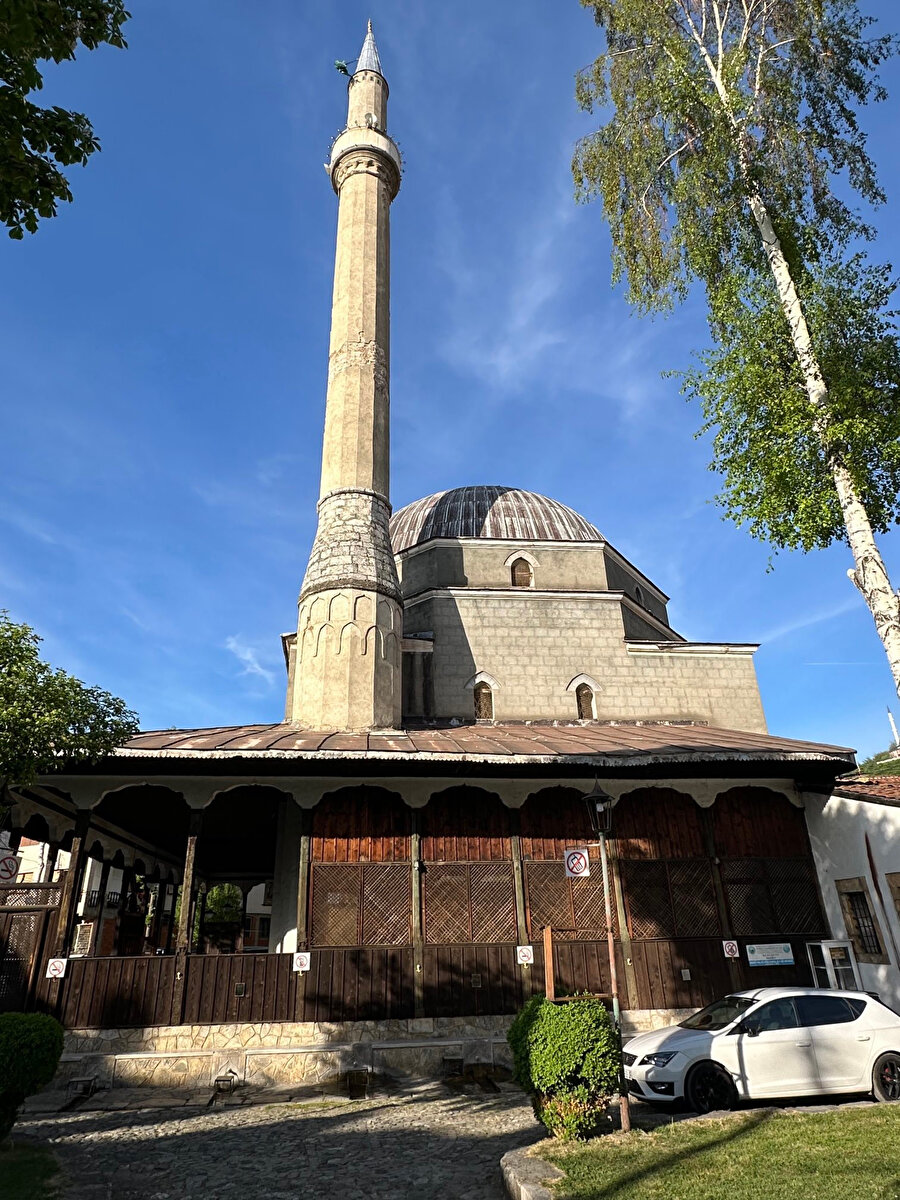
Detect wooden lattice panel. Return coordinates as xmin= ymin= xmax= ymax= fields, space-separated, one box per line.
xmin=424 ymin=864 xmax=469 ymax=944
xmin=669 ymin=859 xmax=720 ymax=937
xmin=361 ymin=864 xmax=411 ymax=945
xmin=310 ymin=864 xmax=361 ymax=946
xmin=766 ymin=858 xmax=824 ymax=934
xmin=571 ymin=873 xmax=616 ymax=938
xmin=721 ymin=858 xmax=777 ymax=936
xmin=622 ymin=859 xmax=674 ymax=939
xmin=525 ymin=862 xmax=573 ymax=935
xmin=469 ymin=863 xmax=517 ymax=942
xmin=0 ymin=885 xmax=61 ymax=909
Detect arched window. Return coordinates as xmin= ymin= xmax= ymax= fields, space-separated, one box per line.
xmin=473 ymin=682 xmax=494 ymax=721
xmin=575 ymin=683 xmax=594 ymax=720
xmin=634 ymin=585 xmax=644 ymax=606
xmin=510 ymin=557 xmax=533 ymax=588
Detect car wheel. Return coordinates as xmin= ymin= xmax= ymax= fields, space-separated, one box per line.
xmin=873 ymin=1053 xmax=900 ymax=1102
xmin=685 ymin=1062 xmax=737 ymax=1114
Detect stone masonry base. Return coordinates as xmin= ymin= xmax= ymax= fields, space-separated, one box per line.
xmin=57 ymin=1009 xmax=691 ymax=1090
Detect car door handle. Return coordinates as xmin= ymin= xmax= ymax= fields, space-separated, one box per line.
xmin=857 ymin=1035 xmax=871 ymax=1042
xmin=795 ymin=1041 xmax=811 ymax=1047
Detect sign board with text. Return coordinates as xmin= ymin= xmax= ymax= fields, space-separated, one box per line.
xmin=746 ymin=942 xmax=794 ymax=967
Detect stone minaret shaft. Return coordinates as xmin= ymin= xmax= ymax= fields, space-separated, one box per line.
xmin=289 ymin=23 xmax=403 ymax=730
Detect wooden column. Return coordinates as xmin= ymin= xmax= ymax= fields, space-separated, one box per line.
xmin=410 ymin=809 xmax=425 ymax=1018
xmin=607 ymin=841 xmax=639 ymax=1009
xmin=90 ymin=859 xmax=111 ymax=956
xmin=41 ymin=842 xmax=59 ymax=884
xmin=54 ymin=810 xmax=90 ymax=956
xmin=172 ymin=809 xmax=204 ymax=1024
xmin=113 ymin=865 xmax=134 ymax=955
xmin=509 ymin=812 xmax=529 ymax=947
xmin=147 ymin=878 xmax=166 ymax=952
xmin=700 ymin=806 xmax=742 ymax=990
xmin=295 ymin=809 xmax=312 ymax=949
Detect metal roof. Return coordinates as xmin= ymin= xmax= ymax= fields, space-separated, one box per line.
xmin=390 ymin=486 xmax=604 ymax=554
xmin=355 ymin=20 xmax=382 ymax=76
xmin=116 ymin=721 xmax=854 ymax=768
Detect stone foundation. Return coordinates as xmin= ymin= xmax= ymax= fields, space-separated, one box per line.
xmin=56 ymin=1009 xmax=690 ymax=1090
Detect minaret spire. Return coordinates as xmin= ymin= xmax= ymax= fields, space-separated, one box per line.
xmin=287 ymin=23 xmax=403 ymax=730
xmin=356 ymin=20 xmax=382 ymax=75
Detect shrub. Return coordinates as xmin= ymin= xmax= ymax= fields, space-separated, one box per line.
xmin=0 ymin=1013 xmax=64 ymax=1139
xmin=508 ymin=995 xmax=620 ymax=1140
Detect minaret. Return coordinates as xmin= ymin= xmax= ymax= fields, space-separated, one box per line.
xmin=288 ymin=21 xmax=403 ymax=730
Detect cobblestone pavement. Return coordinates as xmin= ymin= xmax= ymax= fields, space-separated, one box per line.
xmin=17 ymin=1082 xmax=543 ymax=1200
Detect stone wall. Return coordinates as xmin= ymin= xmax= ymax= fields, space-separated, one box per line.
xmin=404 ymin=591 xmax=765 ymax=731
xmin=56 ymin=1009 xmax=690 ymax=1090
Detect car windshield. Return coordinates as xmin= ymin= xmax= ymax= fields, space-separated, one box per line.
xmin=679 ymin=996 xmax=757 ymax=1031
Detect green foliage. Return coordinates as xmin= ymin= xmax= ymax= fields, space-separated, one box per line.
xmin=508 ymin=996 xmax=620 ymax=1140
xmin=682 ymin=256 xmax=900 ymax=550
xmin=858 ymin=749 xmax=900 ymax=775
xmin=574 ymin=0 xmax=895 ymax=309
xmin=0 ymin=612 xmax=139 ymax=802
xmin=0 ymin=1 xmax=130 ymax=238
xmin=0 ymin=1013 xmax=64 ymax=1139
xmin=573 ymin=0 xmax=900 ymax=564
xmin=204 ymin=883 xmax=242 ymax=926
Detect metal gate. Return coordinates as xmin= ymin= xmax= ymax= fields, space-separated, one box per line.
xmin=0 ymin=884 xmax=61 ymax=1012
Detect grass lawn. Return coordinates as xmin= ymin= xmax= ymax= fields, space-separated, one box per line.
xmin=542 ymin=1106 xmax=900 ymax=1199
xmin=0 ymin=1141 xmax=61 ymax=1200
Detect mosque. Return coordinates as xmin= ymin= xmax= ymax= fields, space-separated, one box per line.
xmin=1 ymin=23 xmax=859 ymax=1087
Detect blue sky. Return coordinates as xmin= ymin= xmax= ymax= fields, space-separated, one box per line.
xmin=3 ymin=1 xmax=899 ymax=758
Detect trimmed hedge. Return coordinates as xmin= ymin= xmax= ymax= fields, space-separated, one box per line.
xmin=508 ymin=995 xmax=620 ymax=1140
xmin=0 ymin=1012 xmax=64 ymax=1139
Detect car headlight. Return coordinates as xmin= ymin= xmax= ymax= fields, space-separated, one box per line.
xmin=639 ymin=1052 xmax=677 ymax=1067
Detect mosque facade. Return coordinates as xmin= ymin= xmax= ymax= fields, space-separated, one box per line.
xmin=0 ymin=24 xmax=863 ymax=1086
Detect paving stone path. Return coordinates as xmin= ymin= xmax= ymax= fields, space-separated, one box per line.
xmin=17 ymin=1082 xmax=543 ymax=1200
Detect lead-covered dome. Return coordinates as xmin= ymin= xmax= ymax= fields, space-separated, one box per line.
xmin=390 ymin=486 xmax=603 ymax=553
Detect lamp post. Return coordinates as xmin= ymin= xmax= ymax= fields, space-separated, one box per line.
xmin=583 ymin=780 xmax=631 ymax=1133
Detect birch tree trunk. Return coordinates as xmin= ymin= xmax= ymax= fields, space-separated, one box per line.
xmin=746 ymin=191 xmax=900 ymax=698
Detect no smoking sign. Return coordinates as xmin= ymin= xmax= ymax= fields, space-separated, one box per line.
xmin=722 ymin=940 xmax=739 ymax=959
xmin=564 ymin=848 xmax=591 ymax=879
xmin=0 ymin=854 xmax=21 ymax=884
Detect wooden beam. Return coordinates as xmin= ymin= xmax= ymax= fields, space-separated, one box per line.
xmin=410 ymin=810 xmax=425 ymax=1018
xmin=54 ymin=810 xmax=90 ymax=956
xmin=172 ymin=809 xmax=204 ymax=1024
xmin=90 ymin=859 xmax=111 ymax=956
xmin=295 ymin=808 xmax=312 ymax=948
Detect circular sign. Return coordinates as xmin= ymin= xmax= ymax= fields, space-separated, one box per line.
xmin=46 ymin=958 xmax=67 ymax=979
xmin=516 ymin=945 xmax=534 ymax=965
xmin=565 ymin=849 xmax=589 ymax=877
xmin=722 ymin=940 xmax=739 ymax=959
xmin=0 ymin=855 xmax=20 ymax=883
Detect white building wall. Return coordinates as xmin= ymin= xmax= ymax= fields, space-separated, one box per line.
xmin=805 ymin=792 xmax=900 ymax=1010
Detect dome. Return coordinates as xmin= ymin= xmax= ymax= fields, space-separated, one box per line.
xmin=390 ymin=486 xmax=604 ymax=554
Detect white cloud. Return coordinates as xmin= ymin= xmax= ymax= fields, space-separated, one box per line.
xmin=225 ymin=635 xmax=276 ymax=687
xmin=757 ymin=598 xmax=861 ymax=646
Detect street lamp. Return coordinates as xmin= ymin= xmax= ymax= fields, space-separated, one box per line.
xmin=582 ymin=779 xmax=631 ymax=1133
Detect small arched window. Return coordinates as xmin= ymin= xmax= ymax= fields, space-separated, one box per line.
xmin=634 ymin=585 xmax=644 ymax=606
xmin=473 ymin=682 xmax=494 ymax=721
xmin=510 ymin=557 xmax=533 ymax=588
xmin=575 ymin=683 xmax=594 ymax=720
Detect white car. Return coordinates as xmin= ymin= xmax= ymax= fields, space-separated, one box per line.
xmin=622 ymin=987 xmax=900 ymax=1113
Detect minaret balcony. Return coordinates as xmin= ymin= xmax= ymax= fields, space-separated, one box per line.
xmin=329 ymin=127 xmax=402 ymax=194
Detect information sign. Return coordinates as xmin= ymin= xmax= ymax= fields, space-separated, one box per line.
xmin=71 ymin=922 xmax=94 ymax=957
xmin=746 ymin=942 xmax=794 ymax=967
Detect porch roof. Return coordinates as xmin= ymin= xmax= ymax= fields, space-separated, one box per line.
xmin=116 ymin=720 xmax=855 ymax=770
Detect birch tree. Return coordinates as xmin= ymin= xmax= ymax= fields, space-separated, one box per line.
xmin=574 ymin=0 xmax=900 ymax=695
